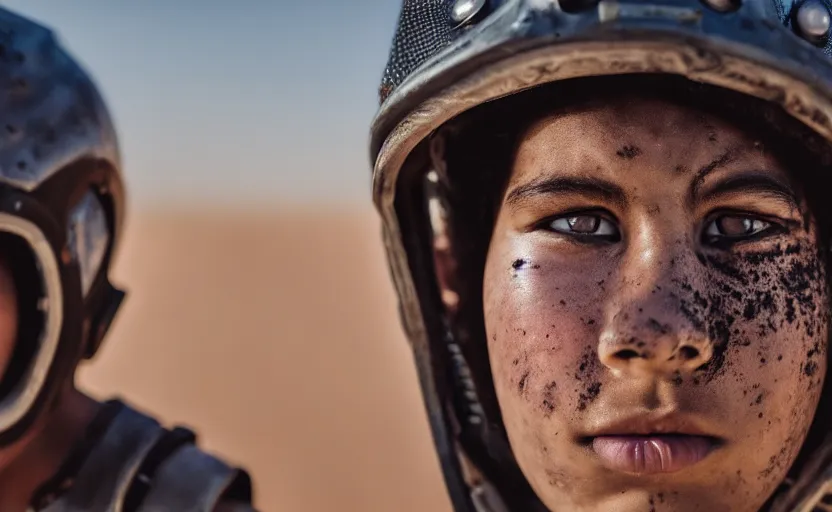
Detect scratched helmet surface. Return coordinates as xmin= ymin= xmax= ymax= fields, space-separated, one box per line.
xmin=0 ymin=7 xmax=125 ymax=446
xmin=370 ymin=0 xmax=832 ymax=510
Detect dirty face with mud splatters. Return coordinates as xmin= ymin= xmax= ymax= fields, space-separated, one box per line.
xmin=482 ymin=96 xmax=828 ymax=512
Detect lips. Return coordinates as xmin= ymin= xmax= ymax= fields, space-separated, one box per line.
xmin=592 ymin=435 xmax=716 ymax=474
xmin=583 ymin=413 xmax=722 ymax=475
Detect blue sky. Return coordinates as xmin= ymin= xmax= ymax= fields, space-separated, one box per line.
xmin=2 ymin=1 xmax=400 ymax=208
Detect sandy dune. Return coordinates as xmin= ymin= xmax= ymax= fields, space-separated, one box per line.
xmin=76 ymin=206 xmax=452 ymax=512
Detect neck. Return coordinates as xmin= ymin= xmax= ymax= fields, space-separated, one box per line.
xmin=0 ymin=387 xmax=100 ymax=512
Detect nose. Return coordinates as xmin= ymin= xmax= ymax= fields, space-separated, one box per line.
xmin=598 ymin=234 xmax=714 ymax=379
xmin=598 ymin=311 xmax=714 ymax=378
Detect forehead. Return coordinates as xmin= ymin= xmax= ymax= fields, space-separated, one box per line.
xmin=521 ymin=96 xmax=745 ymax=147
xmin=511 ymin=96 xmax=772 ymax=180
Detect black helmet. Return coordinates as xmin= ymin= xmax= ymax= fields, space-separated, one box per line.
xmin=0 ymin=8 xmax=125 ymax=446
xmin=370 ymin=0 xmax=832 ymax=510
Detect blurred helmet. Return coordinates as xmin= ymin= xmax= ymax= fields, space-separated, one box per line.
xmin=0 ymin=8 xmax=125 ymax=446
xmin=370 ymin=0 xmax=832 ymax=510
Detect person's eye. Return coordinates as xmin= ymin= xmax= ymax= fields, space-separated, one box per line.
xmin=547 ymin=213 xmax=620 ymax=241
xmin=703 ymin=215 xmax=774 ymax=244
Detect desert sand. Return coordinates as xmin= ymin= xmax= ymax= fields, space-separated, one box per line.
xmin=76 ymin=206 xmax=453 ymax=512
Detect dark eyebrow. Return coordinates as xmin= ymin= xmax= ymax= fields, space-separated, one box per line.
xmin=693 ymin=170 xmax=799 ymax=208
xmin=504 ymin=175 xmax=627 ymax=210
xmin=690 ymin=149 xmax=738 ymax=198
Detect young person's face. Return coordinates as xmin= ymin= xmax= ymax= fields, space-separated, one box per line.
xmin=483 ymin=96 xmax=828 ymax=511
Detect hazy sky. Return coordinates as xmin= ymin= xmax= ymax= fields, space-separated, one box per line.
xmin=2 ymin=1 xmax=399 ymax=209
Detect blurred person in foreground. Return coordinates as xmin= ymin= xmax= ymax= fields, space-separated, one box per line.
xmin=370 ymin=0 xmax=832 ymax=510
xmin=0 ymin=8 xmax=256 ymax=512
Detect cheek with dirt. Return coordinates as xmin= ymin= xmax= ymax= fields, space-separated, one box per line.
xmin=675 ymin=240 xmax=828 ymax=488
xmin=496 ymin=258 xmax=609 ymax=416
xmin=674 ymin=241 xmax=827 ymax=386
xmin=493 ymin=240 xmax=827 ymax=431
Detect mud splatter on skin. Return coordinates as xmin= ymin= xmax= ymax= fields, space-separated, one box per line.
xmin=518 ymin=371 xmax=530 ymax=393
xmin=578 ymin=382 xmax=602 ymax=411
xmin=542 ymin=381 xmax=557 ymax=415
xmin=760 ymin=436 xmax=793 ymax=479
xmin=507 ymin=350 xmax=532 ymax=398
xmin=511 ymin=258 xmax=541 ymax=273
xmin=616 ymin=145 xmax=642 ymax=159
xmin=574 ymin=346 xmax=603 ymax=411
xmin=674 ymin=241 xmax=828 ymax=383
xmin=672 ymin=371 xmax=683 ymax=386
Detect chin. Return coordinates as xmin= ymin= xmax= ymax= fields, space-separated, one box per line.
xmin=531 ymin=479 xmax=764 ymax=512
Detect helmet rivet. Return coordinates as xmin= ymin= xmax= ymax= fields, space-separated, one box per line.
xmin=450 ymin=0 xmax=486 ymax=27
xmin=701 ymin=0 xmax=741 ymax=13
xmin=796 ymin=0 xmax=831 ymax=42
